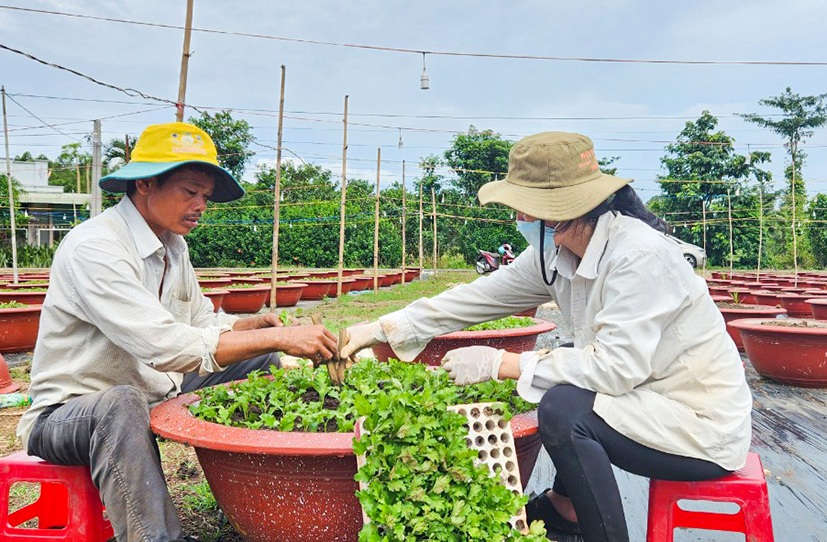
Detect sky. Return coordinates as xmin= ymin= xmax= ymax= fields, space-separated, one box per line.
xmin=2 ymin=0 xmax=827 ymax=206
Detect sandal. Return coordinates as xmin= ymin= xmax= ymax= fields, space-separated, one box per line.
xmin=525 ymin=489 xmax=581 ymax=535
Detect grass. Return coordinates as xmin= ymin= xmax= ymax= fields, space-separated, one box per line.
xmin=309 ymin=269 xmax=478 ymax=333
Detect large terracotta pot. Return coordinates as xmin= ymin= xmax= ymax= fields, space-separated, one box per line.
xmin=515 ymin=307 xmax=538 ymax=318
xmin=806 ymin=298 xmax=827 ymax=320
xmin=232 ymin=277 xmax=265 ymax=286
xmin=0 ymin=290 xmax=47 ymax=305
xmin=296 ymin=281 xmax=334 ymax=300
xmin=777 ymin=294 xmax=815 ymax=318
xmin=752 ymin=291 xmax=782 ymax=307
xmin=727 ymin=288 xmax=758 ymax=305
xmin=150 ymin=394 xmax=540 ymax=542
xmin=729 ymin=318 xmax=827 ymax=387
xmin=262 ymin=282 xmax=307 ymax=308
xmin=347 ymin=276 xmax=371 ymax=292
xmin=2 ymin=283 xmax=49 ymax=290
xmin=0 ymin=306 xmax=41 ymax=353
xmin=202 ymin=289 xmax=229 ymax=313
xmin=372 ymin=318 xmax=557 ymax=366
xmin=221 ymin=286 xmax=270 ymax=314
xmin=717 ymin=304 xmax=786 ymax=351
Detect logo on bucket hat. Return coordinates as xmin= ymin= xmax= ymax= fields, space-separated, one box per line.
xmin=99 ymin=122 xmax=245 ymax=203
xmin=478 ymin=132 xmax=631 ymax=222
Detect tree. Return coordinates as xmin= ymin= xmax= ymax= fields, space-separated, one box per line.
xmin=738 ymin=88 xmax=827 ymax=204
xmin=443 ymin=126 xmax=512 ymax=200
xmin=738 ymin=89 xmax=827 ymax=268
xmin=649 ymin=111 xmax=772 ymax=267
xmin=189 ymin=111 xmax=255 ymax=179
xmin=598 ymin=156 xmax=620 ymax=175
xmin=104 ymin=135 xmax=137 ymax=171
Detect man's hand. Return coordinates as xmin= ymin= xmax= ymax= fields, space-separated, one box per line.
xmin=233 ymin=311 xmax=287 ymax=331
xmin=339 ymin=321 xmax=385 ymax=359
xmin=277 ymin=325 xmax=338 ymax=361
xmin=441 ymin=346 xmax=505 ymax=386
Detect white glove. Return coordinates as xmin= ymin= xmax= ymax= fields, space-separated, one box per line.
xmin=441 ymin=346 xmax=505 ymax=386
xmin=339 ymin=321 xmax=386 ymax=360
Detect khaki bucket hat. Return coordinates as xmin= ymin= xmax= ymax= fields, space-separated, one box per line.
xmin=478 ymin=132 xmax=632 ymax=221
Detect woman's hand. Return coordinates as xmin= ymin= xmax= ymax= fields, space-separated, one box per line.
xmin=339 ymin=321 xmax=385 ymax=359
xmin=441 ymin=346 xmax=505 ymax=386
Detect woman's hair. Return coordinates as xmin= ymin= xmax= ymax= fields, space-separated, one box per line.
xmin=555 ymin=185 xmax=671 ymax=235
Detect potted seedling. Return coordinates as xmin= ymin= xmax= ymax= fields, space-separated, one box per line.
xmin=151 ymin=359 xmax=544 ymax=542
xmin=716 ymin=293 xmax=787 ymax=351
xmin=372 ymin=316 xmax=556 ymax=366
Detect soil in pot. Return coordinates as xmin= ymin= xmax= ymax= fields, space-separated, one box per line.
xmin=372 ymin=316 xmax=556 ymax=366
xmin=716 ymin=302 xmax=787 ymax=351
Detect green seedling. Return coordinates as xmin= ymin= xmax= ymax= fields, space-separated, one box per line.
xmin=464 ymin=316 xmax=535 ymax=332
xmin=278 ymin=310 xmax=291 ymax=327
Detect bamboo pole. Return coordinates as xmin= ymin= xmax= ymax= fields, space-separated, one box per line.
xmin=727 ymin=189 xmax=734 ymax=276
xmin=401 ymin=160 xmax=406 ymax=281
xmin=418 ymin=180 xmax=423 ymax=270
xmin=701 ymin=196 xmax=707 ymax=277
xmin=269 ymin=65 xmax=286 ymax=312
xmin=373 ymin=148 xmax=381 ymax=293
xmin=336 ymin=96 xmax=349 ymax=297
xmin=791 ymin=144 xmax=799 ymax=286
xmin=2 ymin=86 xmax=19 ymax=284
xmin=175 ymin=0 xmax=195 ymax=122
xmin=431 ymin=187 xmax=437 ymax=277
xmin=757 ymin=186 xmax=763 ymax=280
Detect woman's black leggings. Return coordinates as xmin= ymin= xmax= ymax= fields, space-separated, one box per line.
xmin=538 ymin=384 xmax=730 ymax=542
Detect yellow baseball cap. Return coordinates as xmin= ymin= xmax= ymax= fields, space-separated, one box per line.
xmin=99 ymin=122 xmax=245 ymax=202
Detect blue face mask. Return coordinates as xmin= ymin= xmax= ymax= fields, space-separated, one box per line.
xmin=516 ymin=219 xmax=559 ymax=285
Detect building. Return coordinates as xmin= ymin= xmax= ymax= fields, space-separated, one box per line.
xmin=2 ymin=158 xmax=90 ymax=246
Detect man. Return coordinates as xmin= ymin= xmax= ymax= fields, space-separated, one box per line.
xmin=17 ymin=122 xmax=338 ymax=542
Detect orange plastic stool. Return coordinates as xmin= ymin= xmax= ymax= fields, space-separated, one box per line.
xmin=647 ymin=452 xmax=773 ymax=541
xmin=0 ymin=451 xmax=113 ymax=541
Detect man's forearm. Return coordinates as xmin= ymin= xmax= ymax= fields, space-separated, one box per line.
xmin=231 ymin=314 xmax=269 ymax=331
xmin=214 ymin=328 xmax=283 ymax=366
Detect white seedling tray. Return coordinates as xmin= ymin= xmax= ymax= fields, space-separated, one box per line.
xmin=354 ymin=401 xmax=528 ymax=533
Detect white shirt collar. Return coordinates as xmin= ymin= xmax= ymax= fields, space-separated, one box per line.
xmin=555 ymin=212 xmax=615 ymax=281
xmin=115 ymin=196 xmax=186 ymax=260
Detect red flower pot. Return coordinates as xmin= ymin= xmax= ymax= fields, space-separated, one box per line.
xmin=806 ymin=298 xmax=827 ymax=320
xmin=752 ymin=291 xmax=782 ymax=307
xmin=372 ymin=318 xmax=557 ymax=366
xmin=727 ymin=288 xmax=757 ymax=305
xmin=202 ymin=289 xmax=229 ymax=313
xmin=296 ymin=281 xmax=335 ymax=300
xmin=717 ymin=304 xmax=786 ymax=351
xmin=0 ymin=353 xmax=20 ymax=394
xmin=262 ymin=282 xmax=307 ymax=308
xmin=232 ymin=277 xmax=265 ymax=286
xmin=150 ymin=394 xmax=541 ymax=542
xmin=729 ymin=318 xmax=827 ymax=387
xmin=386 ymin=272 xmax=404 ymax=285
xmin=777 ymin=294 xmax=814 ymax=318
xmin=0 ymin=290 xmax=47 ymax=305
xmin=347 ymin=276 xmax=372 ymax=292
xmin=515 ymin=307 xmax=538 ymax=318
xmin=0 ymin=305 xmax=42 ymax=353
xmin=708 ymin=286 xmax=731 ymax=296
xmin=221 ymin=286 xmax=270 ymax=314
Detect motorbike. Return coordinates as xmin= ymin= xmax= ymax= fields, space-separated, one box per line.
xmin=475 ymin=244 xmax=515 ymax=274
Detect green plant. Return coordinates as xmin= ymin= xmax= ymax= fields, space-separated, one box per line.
xmin=0 ymin=301 xmax=28 ymax=309
xmin=278 ymin=310 xmax=291 ymax=326
xmin=352 ymin=365 xmax=547 ymax=541
xmin=189 ymin=359 xmax=535 ymax=433
xmin=1 ymin=288 xmax=47 ymax=292
xmin=464 ymin=316 xmax=535 ymax=332
xmin=182 ymin=480 xmax=218 ymax=513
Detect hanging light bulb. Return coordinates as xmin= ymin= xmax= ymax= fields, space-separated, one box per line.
xmin=420 ymin=53 xmax=430 ymax=90
xmin=398 ymin=128 xmax=403 ymax=149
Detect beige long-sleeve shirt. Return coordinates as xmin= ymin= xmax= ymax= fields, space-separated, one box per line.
xmin=379 ymin=212 xmax=751 ymax=471
xmin=18 ymin=196 xmax=238 ymax=450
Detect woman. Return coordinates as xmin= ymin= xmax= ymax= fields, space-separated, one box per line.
xmin=339 ymin=132 xmax=752 ymax=542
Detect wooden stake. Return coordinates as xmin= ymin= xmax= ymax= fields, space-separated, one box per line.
xmin=2 ymin=86 xmax=19 ymax=283
xmin=269 ymin=65 xmax=286 ymax=312
xmin=401 ymin=160 xmax=406 ymax=281
xmin=757 ymin=186 xmax=763 ymax=280
xmin=336 ymin=96 xmax=349 ymax=297
xmin=791 ymin=144 xmax=799 ymax=286
xmin=431 ymin=187 xmax=437 ymax=277
xmin=418 ymin=180 xmax=423 ymax=270
xmin=373 ymin=148 xmax=381 ymax=293
xmin=701 ymin=196 xmax=707 ymax=276
xmin=727 ymin=189 xmax=734 ymax=276
xmin=175 ymin=0 xmax=195 ymax=122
